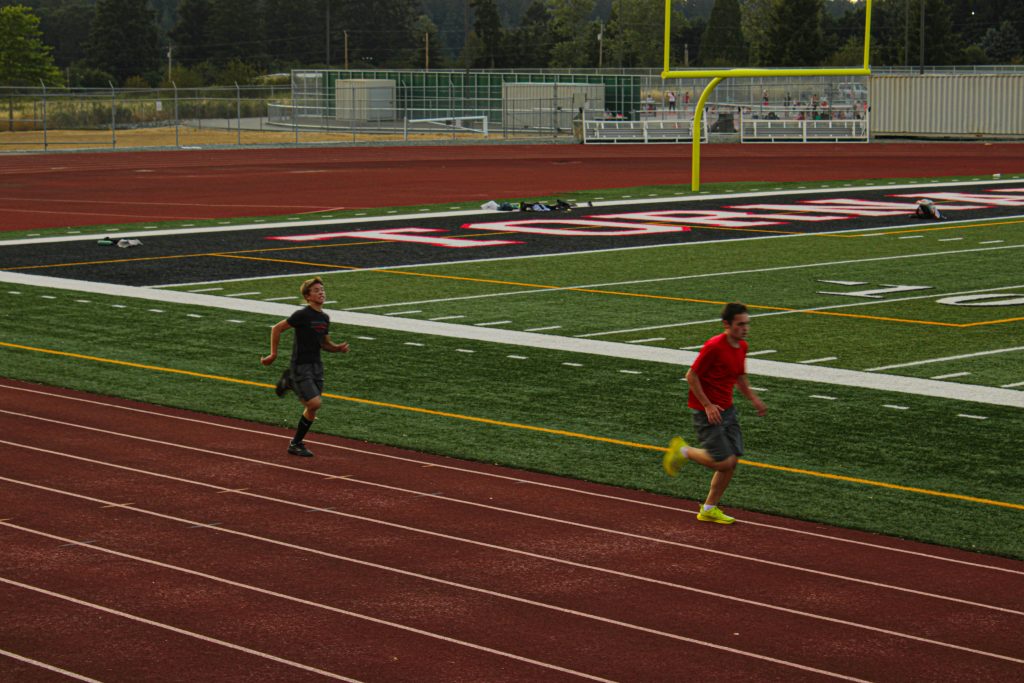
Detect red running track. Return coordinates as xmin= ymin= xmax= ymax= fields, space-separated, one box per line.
xmin=2 ymin=142 xmax=1023 ymax=231
xmin=1 ymin=379 xmax=1022 ymax=681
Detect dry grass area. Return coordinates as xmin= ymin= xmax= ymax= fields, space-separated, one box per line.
xmin=0 ymin=125 xmax=493 ymax=152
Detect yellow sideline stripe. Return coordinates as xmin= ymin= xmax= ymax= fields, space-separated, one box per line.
xmin=2 ymin=340 xmax=1021 ymax=512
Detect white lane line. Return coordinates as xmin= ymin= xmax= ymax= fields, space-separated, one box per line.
xmin=355 ymin=336 xmax=375 ymax=340
xmin=224 ymin=291 xmax=261 ymax=298
xmin=226 ymin=320 xmax=244 ymax=324
xmin=507 ymin=355 xmax=528 ymax=360
xmin=456 ymin=349 xmax=475 ymax=354
xmin=563 ymin=362 xmax=584 ymax=367
xmin=148 ymin=309 xmax=164 ymax=313
xmin=264 ymin=296 xmax=298 ymax=302
xmin=938 ymin=237 xmax=963 ymax=242
xmin=866 ymin=346 xmax=1024 ymax=372
xmin=979 ymin=240 xmax=1004 ymax=244
xmin=2 ymin=425 xmax=1019 ymax=617
xmin=186 ymin=313 xmax=202 ymax=318
xmin=4 ymin=382 xmax=1020 ymax=575
xmin=0 ymin=648 xmax=101 ymax=682
xmin=41 ymin=295 xmax=56 ymax=299
xmin=799 ymin=357 xmax=837 ymax=365
xmin=524 ymin=326 xmax=562 ymax=332
xmin=958 ymin=414 xmax=988 ymax=421
xmin=1001 ymin=380 xmax=1024 ymax=388
xmin=810 ymin=395 xmax=837 ymax=401
xmin=0 ymin=450 xmax=1016 ymax=671
xmin=931 ymin=372 xmax=970 ymax=380
xmin=626 ymin=338 xmax=665 ymax=344
xmin=187 ymin=287 xmax=223 ymax=293
xmin=385 ymin=310 xmax=422 ymax=316
xmin=404 ymin=342 xmax=425 ymax=347
xmin=898 ymin=235 xmax=924 ymax=240
xmin=474 ymin=320 xmax=513 ymax=327
xmin=74 ymin=299 xmax=90 ymax=304
xmin=0 ymin=518 xmax=837 ymax=682
xmin=619 ymin=370 xmax=642 ymax=375
xmin=883 ymin=405 xmax=910 ymax=410
xmin=0 ymin=574 xmax=361 ymax=682
xmin=428 ymin=315 xmax=464 ymax=321
xmin=747 ymin=349 xmax=777 ymax=356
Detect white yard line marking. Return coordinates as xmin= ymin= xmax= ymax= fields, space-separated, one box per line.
xmin=979 ymin=240 xmax=1005 ymax=244
xmin=1001 ymin=380 xmax=1024 ymax=388
xmin=898 ymin=235 xmax=924 ymax=240
xmin=385 ymin=310 xmax=422 ymax=316
xmin=938 ymin=237 xmax=963 ymax=242
xmin=224 ymin=291 xmax=261 ymax=298
xmin=456 ymin=349 xmax=475 ymax=354
xmin=186 ymin=313 xmax=202 ymax=318
xmin=747 ymin=349 xmax=777 ymax=356
xmin=507 ymin=355 xmax=528 ymax=360
xmin=6 ymin=382 xmax=1022 ymax=575
xmin=355 ymin=336 xmax=375 ymax=340
xmin=0 ymin=648 xmax=102 ymax=682
xmin=2 ymin=272 xmax=1023 ymax=409
xmin=619 ymin=370 xmax=642 ymax=375
xmin=958 ymin=414 xmax=988 ymax=420
xmin=563 ymin=362 xmax=584 ymax=367
xmin=474 ymin=320 xmax=513 ymax=327
xmin=627 ymin=338 xmax=665 ymax=344
xmin=1 ymin=444 xmax=1016 ymax=672
xmin=883 ymin=404 xmax=910 ymax=410
xmin=931 ymin=372 xmax=971 ymax=380
xmin=187 ymin=287 xmax=223 ymax=293
xmin=799 ymin=357 xmax=838 ymax=365
xmin=429 ymin=315 xmax=464 ymax=321
xmin=867 ymin=346 xmax=1024 ymax=372
xmin=810 ymin=395 xmax=838 ymax=401
xmin=404 ymin=342 xmax=425 ymax=347
xmin=264 ymin=295 xmax=298 ymax=301
xmin=524 ymin=325 xmax=562 ymax=332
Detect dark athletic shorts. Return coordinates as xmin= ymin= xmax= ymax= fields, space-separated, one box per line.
xmin=692 ymin=405 xmax=744 ymax=462
xmin=287 ymin=362 xmax=324 ymax=402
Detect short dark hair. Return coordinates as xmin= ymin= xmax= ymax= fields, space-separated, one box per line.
xmin=721 ymin=302 xmax=748 ymax=324
xmin=300 ymin=276 xmax=324 ymax=300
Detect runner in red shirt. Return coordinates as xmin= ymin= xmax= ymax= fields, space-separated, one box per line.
xmin=663 ymin=303 xmax=767 ymax=524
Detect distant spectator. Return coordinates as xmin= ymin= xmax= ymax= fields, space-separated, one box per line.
xmin=667 ymin=91 xmax=676 ymax=111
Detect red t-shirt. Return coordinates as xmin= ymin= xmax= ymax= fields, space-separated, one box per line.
xmin=688 ymin=333 xmax=747 ymax=410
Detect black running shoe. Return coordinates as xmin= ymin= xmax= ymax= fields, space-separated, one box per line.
xmin=287 ymin=441 xmax=314 ymax=457
xmin=275 ymin=369 xmax=291 ymax=397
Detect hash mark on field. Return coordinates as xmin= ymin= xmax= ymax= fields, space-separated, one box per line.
xmin=958 ymin=414 xmax=988 ymax=420
xmin=810 ymin=395 xmax=838 ymax=401
xmin=750 ymin=387 xmax=767 ymax=392
xmin=898 ymin=235 xmax=924 ymax=240
xmin=40 ymin=295 xmax=55 ymax=299
xmin=627 ymin=337 xmax=666 ymax=344
xmin=386 ymin=310 xmax=422 ymax=316
xmin=111 ymin=304 xmax=126 ymax=308
xmin=186 ymin=313 xmax=203 ymax=318
xmin=7 ymin=291 xmax=20 ymax=295
xmin=188 ymin=287 xmax=223 ymax=293
xmin=265 ymin=296 xmax=298 ymax=301
xmin=225 ymin=291 xmax=261 ymax=298
xmin=938 ymin=237 xmax=963 ymax=242
xmin=148 ymin=309 xmax=164 ymax=313
xmin=226 ymin=319 xmax=244 ymax=324
xmin=798 ymin=356 xmax=838 ymax=364
xmin=620 ymin=369 xmax=642 ymax=375
xmin=404 ymin=342 xmax=425 ymax=347
xmin=979 ymin=240 xmax=1004 ymax=245
xmin=429 ymin=315 xmax=465 ymax=321
xmin=563 ymin=362 xmax=584 ymax=367
xmin=507 ymin=355 xmax=528 ymax=360
xmin=883 ymin=404 xmax=910 ymax=410
xmin=931 ymin=371 xmax=971 ymax=380
xmin=475 ymin=320 xmax=513 ymax=327
xmin=1001 ymin=380 xmax=1024 ymax=388
xmin=456 ymin=348 xmax=475 ymax=354
xmin=747 ymin=349 xmax=777 ymax=356
xmin=524 ymin=325 xmax=562 ymax=332
xmin=355 ymin=336 xmax=375 ymax=340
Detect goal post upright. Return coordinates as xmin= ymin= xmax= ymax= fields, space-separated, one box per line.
xmin=662 ymin=0 xmax=873 ymax=191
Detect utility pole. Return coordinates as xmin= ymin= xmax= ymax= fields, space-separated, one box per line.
xmin=167 ymin=45 xmax=173 ymax=82
xmin=425 ymin=31 xmax=430 ymax=71
xmin=904 ymin=0 xmax=909 ymax=66
xmin=344 ymin=30 xmax=349 ymax=70
xmin=597 ymin=22 xmax=603 ymax=69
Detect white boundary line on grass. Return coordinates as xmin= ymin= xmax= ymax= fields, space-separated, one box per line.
xmin=2 ymin=178 xmax=1021 ymax=247
xmin=2 ymin=271 xmax=1022 ymax=408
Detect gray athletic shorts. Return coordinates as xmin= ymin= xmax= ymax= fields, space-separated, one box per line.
xmin=289 ymin=362 xmax=324 ymax=402
xmin=692 ymin=405 xmax=744 ymax=461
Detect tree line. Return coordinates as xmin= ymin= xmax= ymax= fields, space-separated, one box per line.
xmin=1 ymin=0 xmax=1021 ymax=87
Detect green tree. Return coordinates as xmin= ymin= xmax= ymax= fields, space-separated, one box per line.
xmin=207 ymin=0 xmax=263 ymax=65
xmin=262 ymin=0 xmax=321 ymax=66
xmin=765 ymin=0 xmax=825 ymax=66
xmin=700 ymin=0 xmax=747 ymax=66
xmin=740 ymin=0 xmax=774 ymax=65
xmin=548 ymin=0 xmax=597 ymax=68
xmin=37 ymin=1 xmax=92 ymax=68
xmin=0 ymin=4 xmax=62 ymax=86
xmin=337 ymin=0 xmax=421 ymax=68
xmin=170 ymin=0 xmax=214 ymax=66
xmin=607 ymin=0 xmax=684 ymax=68
xmin=470 ymin=0 xmax=503 ymax=67
xmin=506 ymin=0 xmax=553 ymax=67
xmin=86 ymin=0 xmax=160 ymax=83
xmin=980 ymin=20 xmax=1021 ymax=63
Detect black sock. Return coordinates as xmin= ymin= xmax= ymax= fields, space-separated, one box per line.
xmin=292 ymin=415 xmax=313 ymax=444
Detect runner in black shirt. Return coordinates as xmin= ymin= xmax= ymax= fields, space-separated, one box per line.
xmin=261 ymin=277 xmax=349 ymax=457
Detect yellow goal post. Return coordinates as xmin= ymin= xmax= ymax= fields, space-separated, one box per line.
xmin=662 ymin=0 xmax=873 ymax=190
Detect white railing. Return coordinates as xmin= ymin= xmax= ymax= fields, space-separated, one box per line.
xmin=582 ymin=111 xmax=708 ymax=144
xmin=739 ymin=113 xmax=870 ymax=142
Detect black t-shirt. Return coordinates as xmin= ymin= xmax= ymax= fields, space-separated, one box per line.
xmin=287 ymin=306 xmax=330 ymax=365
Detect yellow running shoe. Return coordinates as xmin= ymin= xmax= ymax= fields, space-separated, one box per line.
xmin=697 ymin=506 xmax=735 ymax=524
xmin=662 ymin=436 xmax=688 ymax=477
